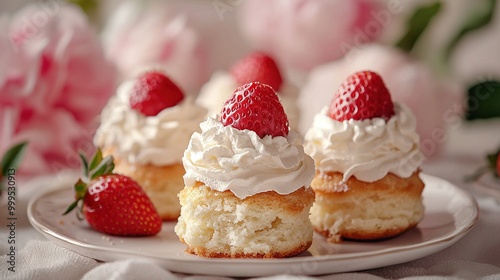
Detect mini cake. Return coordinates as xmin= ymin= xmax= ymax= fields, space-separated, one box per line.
xmin=175 ymin=82 xmax=315 ymax=258
xmin=94 ymin=71 xmax=207 ymax=220
xmin=304 ymin=71 xmax=425 ymax=243
xmin=196 ymin=51 xmax=300 ymax=129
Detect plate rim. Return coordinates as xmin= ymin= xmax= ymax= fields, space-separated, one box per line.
xmin=27 ymin=173 xmax=479 ymax=275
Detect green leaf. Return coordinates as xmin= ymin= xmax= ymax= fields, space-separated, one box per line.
xmin=89 ymin=148 xmax=103 ymax=171
xmin=395 ymin=2 xmax=442 ymax=53
xmin=79 ymin=152 xmax=89 ymax=177
xmin=63 ymin=179 xmax=87 ymax=217
xmin=466 ymin=81 xmax=500 ymax=120
xmin=445 ymin=0 xmax=496 ymax=60
xmin=1 ymin=141 xmax=28 ymax=176
xmin=89 ymin=155 xmax=114 ymax=180
xmin=102 ymin=160 xmax=115 ymax=175
xmin=62 ymin=199 xmax=85 ymax=221
xmin=62 ymin=200 xmax=80 ymax=215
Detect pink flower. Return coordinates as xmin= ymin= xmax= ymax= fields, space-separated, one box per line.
xmin=0 ymin=3 xmax=116 ymax=176
xmin=298 ymin=44 xmax=465 ymax=158
xmin=238 ymin=0 xmax=381 ymax=71
xmin=102 ymin=0 xmax=208 ymax=95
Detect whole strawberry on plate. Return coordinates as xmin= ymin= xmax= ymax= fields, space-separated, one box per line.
xmin=63 ymin=149 xmax=162 ymax=236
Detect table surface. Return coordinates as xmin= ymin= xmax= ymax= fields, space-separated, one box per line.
xmin=1 ymin=118 xmax=500 ymax=280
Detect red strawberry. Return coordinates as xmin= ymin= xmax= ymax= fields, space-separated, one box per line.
xmin=328 ymin=71 xmax=395 ymax=121
xmin=230 ymin=52 xmax=283 ymax=91
xmin=220 ymin=82 xmax=289 ymax=138
xmin=129 ymin=71 xmax=184 ymax=116
xmin=63 ymin=149 xmax=162 ymax=236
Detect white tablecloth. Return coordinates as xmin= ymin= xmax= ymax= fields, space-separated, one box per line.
xmin=1 ymin=119 xmax=500 ymax=280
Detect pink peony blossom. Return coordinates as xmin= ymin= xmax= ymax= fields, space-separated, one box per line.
xmin=238 ymin=0 xmax=381 ymax=71
xmin=0 ymin=3 xmax=116 ymax=176
xmin=298 ymin=44 xmax=465 ymax=158
xmin=101 ymin=0 xmax=208 ymax=95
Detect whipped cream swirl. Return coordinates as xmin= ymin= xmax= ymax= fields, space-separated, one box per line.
xmin=183 ymin=117 xmax=315 ymax=199
xmin=196 ymin=71 xmax=300 ymax=129
xmin=304 ymin=104 xmax=423 ymax=182
xmin=94 ymin=81 xmax=207 ymax=166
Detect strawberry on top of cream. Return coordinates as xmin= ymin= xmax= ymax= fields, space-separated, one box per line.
xmin=196 ymin=52 xmax=300 ymax=129
xmin=304 ymin=71 xmax=423 ymax=183
xmin=95 ymin=72 xmax=207 ymax=166
xmin=184 ymin=82 xmax=314 ymax=199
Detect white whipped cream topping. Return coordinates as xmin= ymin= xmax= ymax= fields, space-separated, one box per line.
xmin=195 ymin=71 xmax=300 ymax=128
xmin=304 ymin=104 xmax=423 ymax=182
xmin=183 ymin=117 xmax=315 ymax=199
xmin=94 ymin=81 xmax=207 ymax=166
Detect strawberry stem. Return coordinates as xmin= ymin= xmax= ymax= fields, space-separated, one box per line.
xmin=74 ymin=179 xmax=87 ymax=199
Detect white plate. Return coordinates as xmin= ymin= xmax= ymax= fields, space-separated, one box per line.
xmin=28 ymin=174 xmax=478 ymax=277
xmin=472 ymin=173 xmax=500 ymax=201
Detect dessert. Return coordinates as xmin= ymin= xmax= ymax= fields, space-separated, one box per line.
xmin=175 ymin=82 xmax=315 ymax=258
xmin=94 ymin=71 xmax=207 ymax=220
xmin=298 ymin=44 xmax=463 ymax=156
xmin=196 ymin=51 xmax=300 ymax=129
xmin=304 ymin=71 xmax=425 ymax=242
xmin=64 ymin=149 xmax=162 ymax=237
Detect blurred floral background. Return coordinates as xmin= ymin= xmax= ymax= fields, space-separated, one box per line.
xmin=0 ymin=0 xmax=499 ymax=177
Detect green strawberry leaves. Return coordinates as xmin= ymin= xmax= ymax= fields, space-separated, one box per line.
xmin=63 ymin=148 xmax=115 ymax=217
xmin=89 ymin=149 xmax=103 ymax=172
xmin=89 ymin=155 xmax=114 ymax=181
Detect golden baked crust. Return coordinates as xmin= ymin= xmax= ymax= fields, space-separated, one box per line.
xmin=310 ymin=171 xmax=425 ymax=242
xmin=179 ymin=237 xmax=312 ymax=259
xmin=179 ymin=181 xmax=315 ymax=214
xmin=311 ymin=170 xmax=425 ymax=196
xmin=175 ymin=183 xmax=315 ymax=258
xmin=102 ymin=147 xmax=184 ymax=221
